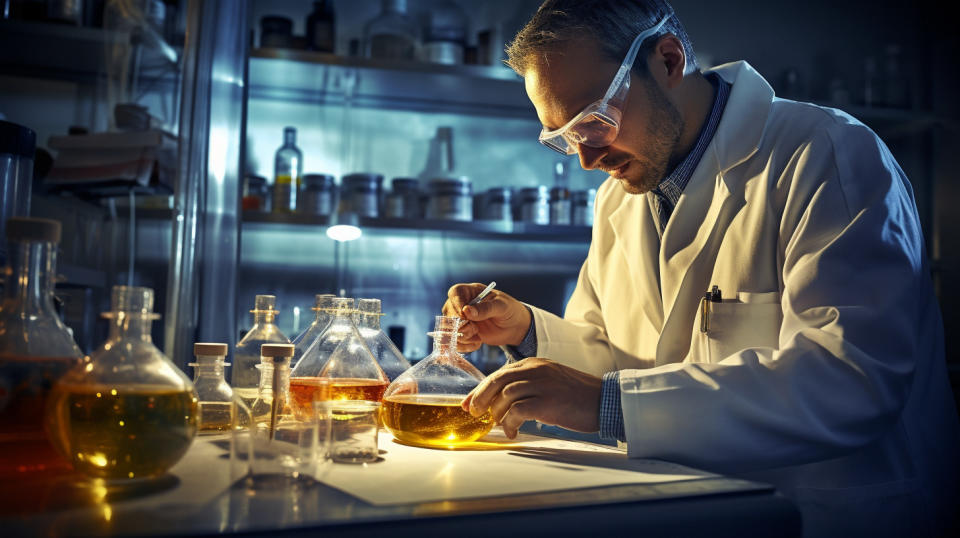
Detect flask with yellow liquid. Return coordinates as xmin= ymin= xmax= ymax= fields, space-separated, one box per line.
xmin=381 ymin=316 xmax=492 ymax=447
xmin=45 ymin=286 xmax=198 ymax=481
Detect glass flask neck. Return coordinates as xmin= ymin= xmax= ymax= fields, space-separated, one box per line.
xmin=108 ymin=313 xmax=155 ymax=342
xmin=431 ymin=328 xmax=459 ymax=354
xmin=193 ymin=355 xmax=227 ymax=381
xmin=2 ymin=240 xmax=58 ymax=316
xmin=283 ymin=128 xmax=296 ymax=146
xmin=362 ymin=313 xmax=380 ymax=330
xmin=253 ymin=310 xmax=277 ymax=325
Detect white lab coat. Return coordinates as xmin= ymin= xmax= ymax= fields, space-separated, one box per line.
xmin=529 ymin=61 xmax=959 ymax=537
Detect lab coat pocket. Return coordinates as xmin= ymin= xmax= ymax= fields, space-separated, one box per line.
xmin=691 ymin=292 xmax=782 ymax=363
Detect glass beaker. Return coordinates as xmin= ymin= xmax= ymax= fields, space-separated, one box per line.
xmin=291 ymin=294 xmax=336 ymax=368
xmin=381 ymin=316 xmax=493 ymax=447
xmin=233 ymin=295 xmax=289 ymax=408
xmin=0 ymin=217 xmax=83 ymax=479
xmin=190 ymin=343 xmax=234 ymax=434
xmin=354 ymin=298 xmax=410 ymax=381
xmin=249 ymin=344 xmax=324 ymax=485
xmin=45 ymin=286 xmax=198 ymax=481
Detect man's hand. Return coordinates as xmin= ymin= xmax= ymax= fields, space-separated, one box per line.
xmin=442 ymin=283 xmax=532 ymax=353
xmin=461 ymin=358 xmax=602 ymax=439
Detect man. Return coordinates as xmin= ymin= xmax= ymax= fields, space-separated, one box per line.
xmin=442 ymin=1 xmax=959 ymax=536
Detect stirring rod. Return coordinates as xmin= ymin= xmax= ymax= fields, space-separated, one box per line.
xmin=464 ymin=281 xmax=518 ymax=364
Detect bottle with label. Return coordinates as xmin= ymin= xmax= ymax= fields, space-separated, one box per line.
xmin=362 ymin=0 xmax=420 ymax=61
xmin=233 ymin=295 xmax=290 ymax=407
xmin=189 ymin=343 xmax=234 ymax=434
xmin=273 ymin=127 xmax=303 ymax=213
xmin=45 ymin=286 xmax=198 ymax=480
xmin=306 ymin=0 xmax=335 ymax=53
xmin=381 ymin=316 xmax=492 ymax=447
xmin=0 ymin=218 xmax=83 ymax=480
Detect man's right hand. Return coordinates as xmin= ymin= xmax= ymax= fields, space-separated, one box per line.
xmin=442 ymin=283 xmax=532 ymax=353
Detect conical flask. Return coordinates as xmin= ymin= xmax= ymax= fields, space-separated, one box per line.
xmin=354 ymin=298 xmax=411 ymax=381
xmin=0 ymin=217 xmax=83 ymax=479
xmin=381 ymin=316 xmax=492 ymax=447
xmin=291 ymin=294 xmax=336 ymax=368
xmin=45 ymin=286 xmax=198 ymax=480
xmin=233 ymin=295 xmax=289 ymax=408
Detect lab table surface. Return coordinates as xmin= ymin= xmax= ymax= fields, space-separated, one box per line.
xmin=2 ymin=427 xmax=800 ymax=537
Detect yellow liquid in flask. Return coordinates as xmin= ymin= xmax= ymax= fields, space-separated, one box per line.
xmin=381 ymin=394 xmax=493 ymax=446
xmin=47 ymin=384 xmax=198 ymax=479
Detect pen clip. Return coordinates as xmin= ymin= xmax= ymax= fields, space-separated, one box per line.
xmin=700 ymin=292 xmax=711 ymax=334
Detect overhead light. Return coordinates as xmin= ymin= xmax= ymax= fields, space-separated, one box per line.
xmin=326 ymin=208 xmax=361 ymax=242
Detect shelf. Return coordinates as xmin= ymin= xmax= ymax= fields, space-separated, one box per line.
xmin=248 ymin=48 xmax=533 ymax=118
xmin=241 ymin=211 xmax=592 ymax=243
xmin=0 ymin=20 xmax=178 ymax=83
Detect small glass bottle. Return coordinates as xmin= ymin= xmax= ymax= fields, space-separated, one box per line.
xmin=381 ymin=316 xmax=492 ymax=447
xmin=249 ymin=344 xmax=321 ymax=483
xmin=233 ymin=295 xmax=290 ymax=408
xmin=363 ymin=0 xmax=421 ymax=61
xmin=354 ymin=298 xmax=411 ymax=381
xmin=190 ymin=342 xmax=234 ymax=434
xmin=291 ymin=294 xmax=336 ymax=367
xmin=273 ymin=127 xmax=303 ymax=213
xmin=519 ymin=186 xmax=550 ymax=225
xmin=306 ymin=0 xmax=336 ymax=53
xmin=0 ymin=218 xmax=83 ymax=479
xmin=46 ymin=286 xmax=198 ymax=480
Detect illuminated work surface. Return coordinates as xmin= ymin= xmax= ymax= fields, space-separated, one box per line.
xmin=2 ymin=427 xmax=800 ymax=537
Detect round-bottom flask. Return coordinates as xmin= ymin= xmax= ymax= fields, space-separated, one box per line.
xmin=45 ymin=286 xmax=198 ymax=481
xmin=381 ymin=316 xmax=492 ymax=446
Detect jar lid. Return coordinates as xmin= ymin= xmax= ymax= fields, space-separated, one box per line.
xmin=550 ymin=187 xmax=570 ymax=201
xmin=428 ymin=176 xmax=472 ymax=195
xmin=519 ymin=186 xmax=549 ymax=200
xmin=5 ymin=217 xmax=61 ymax=243
xmin=260 ymin=343 xmax=295 ymax=357
xmin=343 ymin=173 xmax=384 ymax=187
xmin=0 ymin=120 xmax=36 ymax=158
xmin=391 ymin=177 xmax=419 ymax=191
xmin=303 ymin=173 xmax=335 ymax=187
xmin=485 ymin=187 xmax=511 ymax=201
xmin=245 ymin=174 xmax=266 ymax=186
xmin=571 ymin=188 xmax=597 ymax=203
xmin=194 ymin=342 xmax=228 ymax=356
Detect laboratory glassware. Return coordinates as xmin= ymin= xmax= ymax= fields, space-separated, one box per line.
xmin=0 ymin=217 xmax=83 ymax=479
xmin=362 ymin=0 xmax=420 ymax=61
xmin=273 ymin=126 xmax=303 ymax=212
xmin=354 ymin=298 xmax=411 ymax=381
xmin=45 ymin=286 xmax=198 ymax=480
xmin=233 ymin=294 xmax=289 ymax=407
xmin=249 ymin=343 xmax=324 ymax=484
xmin=0 ymin=121 xmax=35 ymax=264
xmin=190 ymin=342 xmax=234 ymax=434
xmin=381 ymin=316 xmax=493 ymax=446
xmin=292 ymin=294 xmax=336 ymax=367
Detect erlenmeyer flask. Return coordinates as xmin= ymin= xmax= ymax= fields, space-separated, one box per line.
xmin=233 ymin=295 xmax=289 ymax=408
xmin=381 ymin=316 xmax=492 ymax=446
xmin=291 ymin=294 xmax=335 ymax=368
xmin=0 ymin=217 xmax=83 ymax=479
xmin=45 ymin=286 xmax=198 ymax=480
xmin=354 ymin=298 xmax=410 ymax=381
xmin=189 ymin=343 xmax=234 ymax=434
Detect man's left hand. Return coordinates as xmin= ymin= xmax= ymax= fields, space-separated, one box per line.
xmin=461 ymin=358 xmax=602 ymax=439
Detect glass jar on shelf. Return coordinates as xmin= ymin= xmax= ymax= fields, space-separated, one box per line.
xmin=482 ymin=187 xmax=512 ymax=223
xmin=425 ymin=177 xmax=472 ymax=221
xmin=519 ymin=186 xmax=550 ymax=225
xmin=233 ymin=295 xmax=290 ymax=408
xmin=422 ymin=1 xmax=466 ymax=65
xmin=300 ymin=174 xmax=335 ymax=216
xmin=306 ymin=0 xmax=336 ymax=53
xmin=342 ymin=173 xmax=382 ymax=218
xmin=572 ymin=188 xmax=596 ymax=226
xmin=45 ymin=286 xmax=198 ymax=480
xmin=381 ymin=316 xmax=493 ymax=447
xmin=190 ymin=343 xmax=234 ymax=434
xmin=0 ymin=217 xmax=83 ymax=480
xmin=549 ymin=186 xmax=572 ymax=225
xmin=362 ymin=0 xmax=421 ymax=61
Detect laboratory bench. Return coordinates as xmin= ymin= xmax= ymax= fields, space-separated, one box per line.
xmin=2 ymin=426 xmax=801 ymax=537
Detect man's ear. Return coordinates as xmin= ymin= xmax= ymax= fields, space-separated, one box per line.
xmin=651 ymin=34 xmax=687 ymax=89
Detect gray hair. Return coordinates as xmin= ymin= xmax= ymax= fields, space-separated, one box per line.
xmin=506 ymin=0 xmax=698 ymax=77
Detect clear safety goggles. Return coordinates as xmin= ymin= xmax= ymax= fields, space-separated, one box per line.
xmin=538 ymin=13 xmax=673 ymax=155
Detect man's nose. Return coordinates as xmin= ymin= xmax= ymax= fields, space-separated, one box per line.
xmin=577 ymin=144 xmax=607 ymax=170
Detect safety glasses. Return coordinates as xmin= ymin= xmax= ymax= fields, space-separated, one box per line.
xmin=538 ymin=13 xmax=673 ymax=155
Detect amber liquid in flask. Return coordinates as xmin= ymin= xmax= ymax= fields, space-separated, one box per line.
xmin=381 ymin=394 xmax=493 ymax=446
xmin=289 ymin=377 xmax=387 ymax=417
xmin=46 ymin=384 xmax=198 ymax=479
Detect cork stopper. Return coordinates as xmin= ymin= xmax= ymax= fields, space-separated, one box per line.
xmin=5 ymin=217 xmax=61 ymax=243
xmin=260 ymin=343 xmax=294 ymax=357
xmin=194 ymin=342 xmax=228 ymax=356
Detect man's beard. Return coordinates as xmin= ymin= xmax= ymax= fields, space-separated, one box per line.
xmin=616 ymin=78 xmax=683 ymax=195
